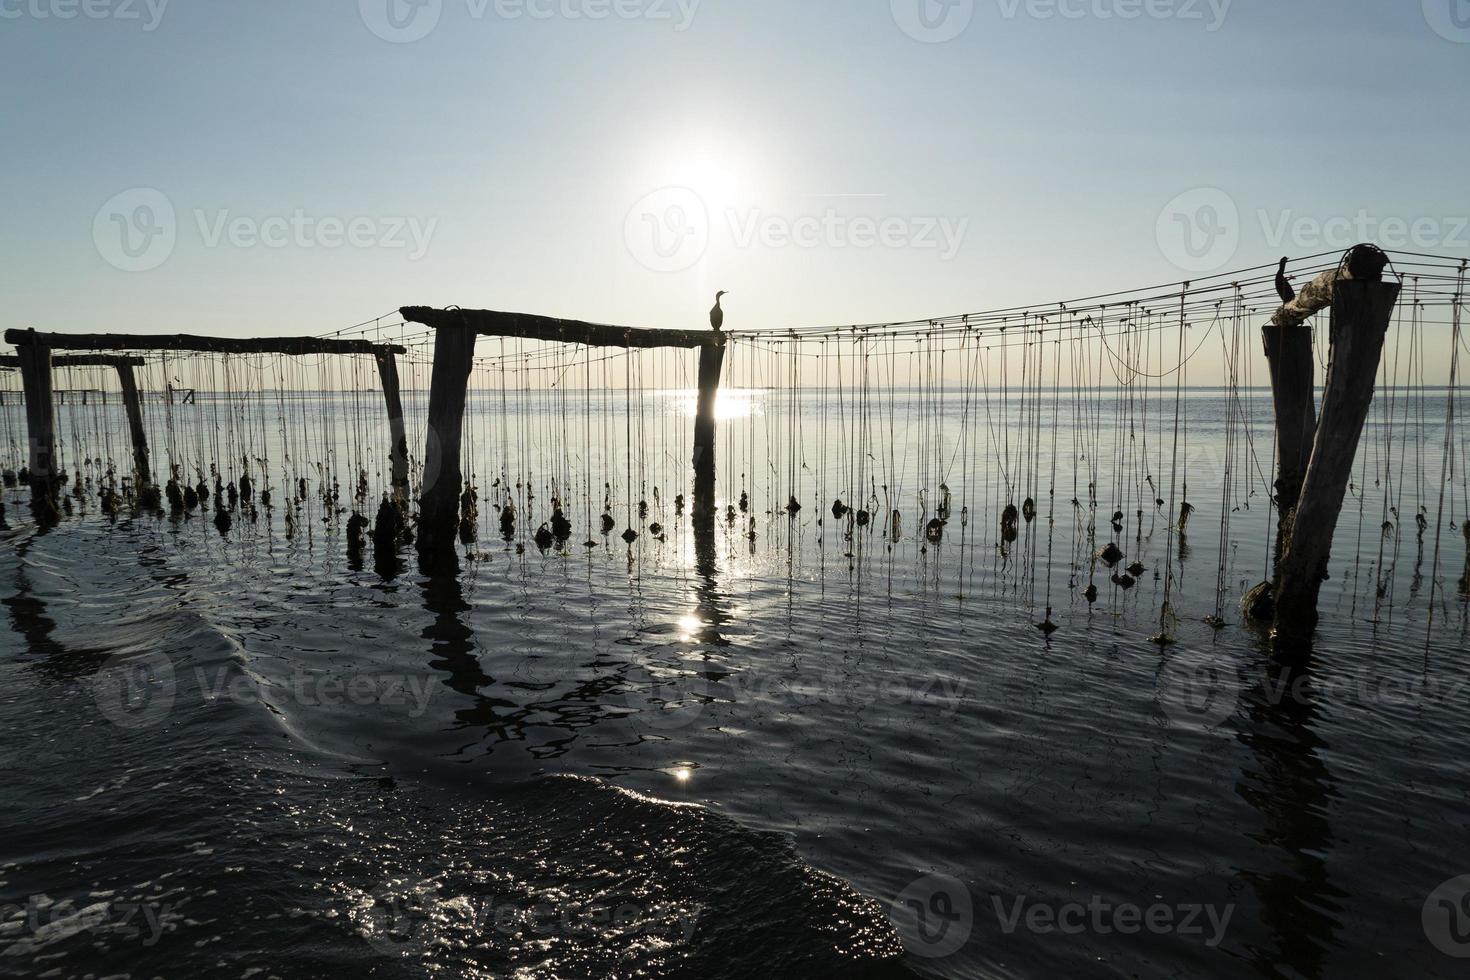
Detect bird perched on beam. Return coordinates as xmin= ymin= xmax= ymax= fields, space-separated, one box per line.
xmin=1275 ymin=257 xmax=1295 ymax=305
xmin=710 ymin=290 xmax=729 ymax=331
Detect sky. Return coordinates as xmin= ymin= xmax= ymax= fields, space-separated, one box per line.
xmin=1 ymin=0 xmax=1466 ymax=372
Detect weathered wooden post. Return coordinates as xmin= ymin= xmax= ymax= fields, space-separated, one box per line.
xmin=691 ymin=333 xmax=726 ymax=523
xmin=114 ymin=360 xmax=151 ymax=485
xmin=415 ymin=324 xmax=477 ymax=560
xmin=1260 ymin=245 xmax=1400 ymax=649
xmin=373 ymin=346 xmax=411 ymax=504
xmin=14 ymin=336 xmax=59 ymax=519
xmin=1261 ymin=280 xmax=1317 ymax=563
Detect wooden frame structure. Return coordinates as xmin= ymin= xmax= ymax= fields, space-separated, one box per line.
xmin=2 ymin=328 xmax=410 ymax=513
xmin=1257 ymin=245 xmax=1401 ymax=650
xmin=399 ymin=307 xmax=726 ymax=560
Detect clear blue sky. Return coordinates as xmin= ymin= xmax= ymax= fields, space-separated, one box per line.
xmin=1 ymin=0 xmax=1465 ymax=347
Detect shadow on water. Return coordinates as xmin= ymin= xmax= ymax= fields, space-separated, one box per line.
xmin=1234 ymin=649 xmax=1345 ymax=980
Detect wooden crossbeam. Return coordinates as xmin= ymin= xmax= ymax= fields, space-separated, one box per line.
xmin=3 ymin=330 xmax=406 ymax=356
xmin=400 ymin=307 xmax=720 ymax=349
xmin=0 ymin=355 xmax=146 ymax=368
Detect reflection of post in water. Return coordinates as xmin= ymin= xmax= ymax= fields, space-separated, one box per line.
xmin=1458 ymin=523 xmax=1470 ymax=599
xmin=691 ymin=510 xmax=731 ymax=647
xmin=1234 ymin=658 xmax=1343 ymax=979
xmin=417 ymin=568 xmax=518 ymax=733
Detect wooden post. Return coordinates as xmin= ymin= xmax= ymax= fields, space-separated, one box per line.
xmin=373 ymin=347 xmax=411 ymax=504
xmin=15 ymin=339 xmax=59 ymax=517
xmin=115 ymin=362 xmax=151 ymax=485
xmin=1261 ymin=321 xmax=1316 ymax=563
xmin=1272 ymin=276 xmax=1401 ymax=648
xmin=417 ymin=325 xmax=477 ymax=560
xmin=692 ymin=335 xmax=726 ymax=522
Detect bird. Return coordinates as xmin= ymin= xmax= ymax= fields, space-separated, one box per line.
xmin=1275 ymin=256 xmax=1295 ymax=305
xmin=710 ymin=290 xmax=729 ymax=331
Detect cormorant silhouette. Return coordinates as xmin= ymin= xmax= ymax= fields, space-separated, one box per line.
xmin=1275 ymin=256 xmax=1295 ymax=305
xmin=710 ymin=290 xmax=729 ymax=331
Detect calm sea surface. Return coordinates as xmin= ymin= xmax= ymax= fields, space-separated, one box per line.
xmin=1 ymin=387 xmax=1468 ymax=978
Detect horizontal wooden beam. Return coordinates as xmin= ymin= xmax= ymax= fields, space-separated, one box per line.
xmin=4 ymin=330 xmax=405 ymax=356
xmin=400 ymin=307 xmax=721 ymax=349
xmin=0 ymin=354 xmax=146 ymax=368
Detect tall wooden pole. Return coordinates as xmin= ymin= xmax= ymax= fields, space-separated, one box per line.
xmin=1261 ymin=322 xmax=1316 ymax=563
xmin=417 ymin=325 xmax=477 ymax=560
xmin=374 ymin=347 xmax=410 ymax=504
xmin=691 ymin=335 xmax=726 ymax=523
xmin=114 ymin=362 xmax=151 ymax=485
xmin=1272 ymin=277 xmax=1400 ymax=648
xmin=15 ymin=338 xmax=59 ymax=518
